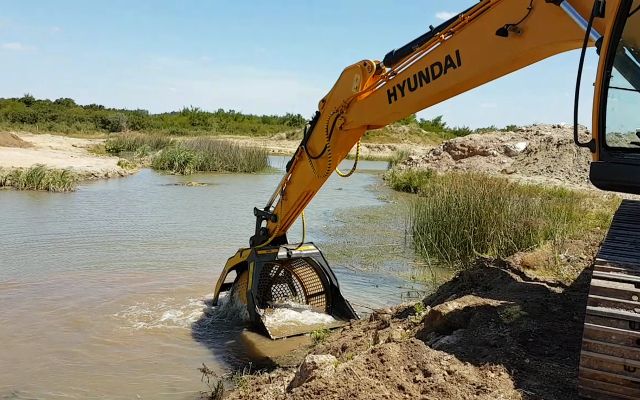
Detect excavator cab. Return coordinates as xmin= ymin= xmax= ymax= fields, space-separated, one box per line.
xmin=590 ymin=0 xmax=640 ymax=193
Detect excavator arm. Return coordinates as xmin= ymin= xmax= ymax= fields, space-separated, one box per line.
xmin=254 ymin=0 xmax=613 ymax=247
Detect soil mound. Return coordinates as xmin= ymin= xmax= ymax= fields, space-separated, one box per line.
xmin=0 ymin=132 xmax=32 ymax=148
xmin=225 ymin=257 xmax=592 ymax=400
xmin=400 ymin=124 xmax=593 ymax=188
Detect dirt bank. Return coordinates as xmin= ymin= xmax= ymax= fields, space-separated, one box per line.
xmin=0 ymin=131 xmax=128 ymax=179
xmin=399 ymin=124 xmax=594 ymax=189
xmin=224 ymin=242 xmax=598 ymax=400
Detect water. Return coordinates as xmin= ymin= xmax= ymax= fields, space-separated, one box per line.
xmin=0 ymin=156 xmax=422 ymax=399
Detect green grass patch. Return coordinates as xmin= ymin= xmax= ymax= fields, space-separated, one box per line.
xmin=386 ymin=169 xmax=617 ymax=269
xmin=151 ymin=138 xmax=269 ymax=174
xmin=310 ymin=328 xmax=331 ymax=344
xmin=105 ymin=133 xmax=173 ymax=154
xmin=0 ymin=165 xmax=78 ymax=192
xmin=103 ymin=133 xmax=270 ymax=174
xmin=384 ymin=168 xmax=434 ymax=193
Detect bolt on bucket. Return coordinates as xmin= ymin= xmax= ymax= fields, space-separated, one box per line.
xmin=213 ymin=243 xmax=358 ymax=339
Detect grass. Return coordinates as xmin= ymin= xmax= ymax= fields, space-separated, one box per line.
xmin=387 ymin=149 xmax=410 ymax=169
xmin=151 ymin=138 xmax=269 ymax=174
xmin=105 ymin=133 xmax=173 ymax=154
xmin=386 ymin=168 xmax=617 ymax=269
xmin=310 ymin=328 xmax=331 ymax=344
xmin=103 ymin=133 xmax=270 ymax=174
xmin=0 ymin=164 xmax=78 ymax=192
xmin=198 ymin=362 xmax=256 ymax=400
xmin=151 ymin=146 xmax=200 ymax=174
xmin=199 ymin=363 xmax=224 ymax=400
xmin=363 ymin=124 xmax=444 ymax=146
xmin=116 ymin=159 xmax=138 ymax=170
xmin=384 ymin=168 xmax=434 ymax=193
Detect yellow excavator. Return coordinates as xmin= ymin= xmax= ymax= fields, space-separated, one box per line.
xmin=213 ymin=0 xmax=640 ymax=397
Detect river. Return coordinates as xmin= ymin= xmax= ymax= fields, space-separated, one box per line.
xmin=0 ymin=156 xmax=423 ymax=399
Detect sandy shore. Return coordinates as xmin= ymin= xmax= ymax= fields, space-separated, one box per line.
xmin=0 ymin=131 xmax=433 ymax=183
xmin=0 ymin=132 xmax=128 ymax=179
xmin=225 ymin=135 xmax=432 ymax=160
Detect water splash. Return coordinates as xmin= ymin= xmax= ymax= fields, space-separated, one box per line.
xmin=113 ymin=296 xmax=208 ymax=330
xmin=261 ymin=301 xmax=337 ymax=329
xmin=200 ymin=289 xmax=249 ymax=324
xmin=113 ymin=287 xmax=252 ymax=331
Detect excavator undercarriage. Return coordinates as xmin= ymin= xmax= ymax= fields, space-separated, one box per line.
xmin=579 ymin=200 xmax=640 ymax=399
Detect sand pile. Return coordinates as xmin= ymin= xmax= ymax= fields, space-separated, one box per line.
xmin=400 ymin=124 xmax=594 ymax=188
xmin=0 ymin=132 xmax=33 ymax=148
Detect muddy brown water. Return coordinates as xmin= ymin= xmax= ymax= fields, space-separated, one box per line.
xmin=0 ymin=156 xmax=424 ymax=399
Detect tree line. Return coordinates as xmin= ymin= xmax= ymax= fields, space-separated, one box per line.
xmin=0 ymin=94 xmax=307 ymax=136
xmin=0 ymin=95 xmax=514 ymax=139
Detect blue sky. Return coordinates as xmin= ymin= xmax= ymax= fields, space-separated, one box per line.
xmin=0 ymin=1 xmax=599 ymax=128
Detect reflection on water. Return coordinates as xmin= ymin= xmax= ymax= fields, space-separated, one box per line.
xmin=0 ymin=156 xmax=423 ymax=399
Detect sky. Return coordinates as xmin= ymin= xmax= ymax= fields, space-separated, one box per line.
xmin=0 ymin=0 xmax=600 ymax=129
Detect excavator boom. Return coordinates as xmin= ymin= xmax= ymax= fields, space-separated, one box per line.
xmin=257 ymin=0 xmax=610 ymax=246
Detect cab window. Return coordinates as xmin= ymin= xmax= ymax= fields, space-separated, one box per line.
xmin=605 ymin=1 xmax=640 ymax=148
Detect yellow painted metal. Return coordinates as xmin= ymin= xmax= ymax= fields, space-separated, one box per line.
xmin=212 ymin=248 xmax=251 ymax=305
xmin=256 ymin=249 xmax=279 ymax=255
xmin=247 ymin=261 xmax=254 ymax=298
xmin=293 ymin=244 xmax=317 ymax=252
xmin=591 ymin=0 xmax=637 ymax=161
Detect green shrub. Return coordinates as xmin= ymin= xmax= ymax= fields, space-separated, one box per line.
xmin=449 ymin=126 xmax=472 ymax=137
xmin=0 ymin=96 xmax=307 ymax=137
xmin=397 ymin=114 xmax=418 ymax=125
xmin=151 ymin=146 xmax=199 ymax=174
xmin=418 ymin=115 xmax=447 ymax=132
xmin=384 ymin=168 xmax=433 ymax=193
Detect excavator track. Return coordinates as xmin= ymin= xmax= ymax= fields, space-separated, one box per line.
xmin=579 ymin=200 xmax=640 ymax=399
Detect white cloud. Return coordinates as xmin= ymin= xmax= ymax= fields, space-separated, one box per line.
xmin=1 ymin=42 xmax=34 ymax=51
xmin=435 ymin=11 xmax=456 ymax=21
xmin=51 ymin=26 xmax=62 ymax=33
